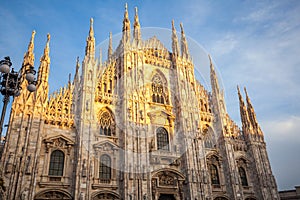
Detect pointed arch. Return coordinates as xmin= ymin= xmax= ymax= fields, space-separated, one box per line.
xmin=151 ymin=69 xmax=169 ymax=104
xmin=203 ymin=125 xmax=216 ymax=149
xmin=239 ymin=166 xmax=248 ymax=186
xmin=98 ymin=107 xmax=115 ymax=136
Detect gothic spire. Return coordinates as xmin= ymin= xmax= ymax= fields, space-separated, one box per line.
xmin=244 ymin=87 xmax=260 ymax=132
xmin=122 ymin=3 xmax=131 ymax=42
xmin=209 ymin=54 xmax=220 ymax=94
xmin=37 ymin=33 xmax=51 ymax=87
xmin=180 ymin=23 xmax=190 ymax=60
xmin=35 ymin=33 xmax=51 ymax=108
xmin=171 ymin=20 xmax=180 ymax=56
xmin=12 ymin=31 xmax=37 ymax=112
xmin=19 ymin=30 xmax=36 ymax=85
xmin=85 ymin=18 xmax=95 ymax=59
xmin=238 ymin=86 xmax=249 ymax=128
xmin=108 ymin=32 xmax=113 ymax=61
xmin=133 ymin=7 xmax=141 ymax=41
xmin=237 ymin=85 xmax=258 ymax=140
xmin=23 ymin=30 xmax=36 ymax=68
xmin=73 ymin=56 xmax=80 ymax=84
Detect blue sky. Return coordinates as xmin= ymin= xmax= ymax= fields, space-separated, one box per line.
xmin=0 ymin=0 xmax=300 ymax=191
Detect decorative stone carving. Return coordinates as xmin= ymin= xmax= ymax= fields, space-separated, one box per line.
xmin=159 ymin=174 xmax=175 ymax=186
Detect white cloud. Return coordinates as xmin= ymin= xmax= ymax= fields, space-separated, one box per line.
xmin=262 ymin=116 xmax=300 ymax=190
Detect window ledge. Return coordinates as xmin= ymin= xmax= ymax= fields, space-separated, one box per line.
xmin=39 ymin=181 xmax=70 ymax=188
xmin=92 ymin=179 xmax=118 ymax=189
xmin=39 ymin=175 xmax=71 ymax=188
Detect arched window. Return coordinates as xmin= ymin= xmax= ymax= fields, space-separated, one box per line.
xmin=239 ymin=167 xmax=248 ymax=186
xmin=152 ymin=74 xmax=165 ymax=104
xmin=210 ymin=164 xmax=220 ymax=185
xmin=156 ymin=127 xmax=169 ymax=151
xmin=99 ymin=155 xmax=111 ymax=182
xmin=204 ymin=139 xmax=213 ymax=148
xmin=49 ymin=150 xmax=64 ymax=176
xmin=99 ymin=110 xmax=114 ymax=136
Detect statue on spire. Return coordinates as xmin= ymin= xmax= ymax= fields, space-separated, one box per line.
xmin=171 ymin=20 xmax=180 ymax=56
xmin=133 ymin=7 xmax=141 ymax=41
xmin=85 ymin=18 xmax=95 ymax=59
xmin=122 ymin=3 xmax=131 ymax=42
xmin=180 ymin=23 xmax=190 ymax=60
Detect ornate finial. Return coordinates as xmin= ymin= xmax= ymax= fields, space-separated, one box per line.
xmin=244 ymin=87 xmax=253 ymax=107
xmin=41 ymin=33 xmax=50 ymax=63
xmin=122 ymin=2 xmax=130 ymax=41
xmin=237 ymin=85 xmax=242 ymax=98
xmin=74 ymin=56 xmax=80 ymax=81
xmin=89 ymin=18 xmax=94 ymax=37
xmin=68 ymin=73 xmax=71 ymax=83
xmin=208 ymin=54 xmax=212 ymax=64
xmin=31 ymin=30 xmax=36 ymax=43
xmin=180 ymin=22 xmax=184 ymax=34
xmin=76 ymin=56 xmax=80 ymax=71
xmin=208 ymin=54 xmax=214 ymax=71
xmin=47 ymin=33 xmax=51 ymax=43
xmin=133 ymin=6 xmax=141 ymax=41
xmin=171 ymin=19 xmax=180 ymax=56
xmin=180 ymin=22 xmax=190 ymax=59
xmin=244 ymin=87 xmax=249 ymax=99
xmin=86 ymin=18 xmax=95 ymax=57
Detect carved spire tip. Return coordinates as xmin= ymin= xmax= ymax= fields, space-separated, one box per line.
xmin=47 ymin=33 xmax=51 ymax=42
xmin=125 ymin=3 xmax=128 ymax=11
xmin=208 ymin=54 xmax=213 ymax=65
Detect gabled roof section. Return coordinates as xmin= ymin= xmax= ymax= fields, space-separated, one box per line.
xmin=143 ymin=36 xmax=169 ymax=51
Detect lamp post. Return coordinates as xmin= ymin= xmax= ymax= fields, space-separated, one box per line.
xmin=0 ymin=56 xmax=36 ymax=154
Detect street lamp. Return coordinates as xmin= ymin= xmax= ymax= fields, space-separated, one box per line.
xmin=0 ymin=56 xmax=36 ymax=150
